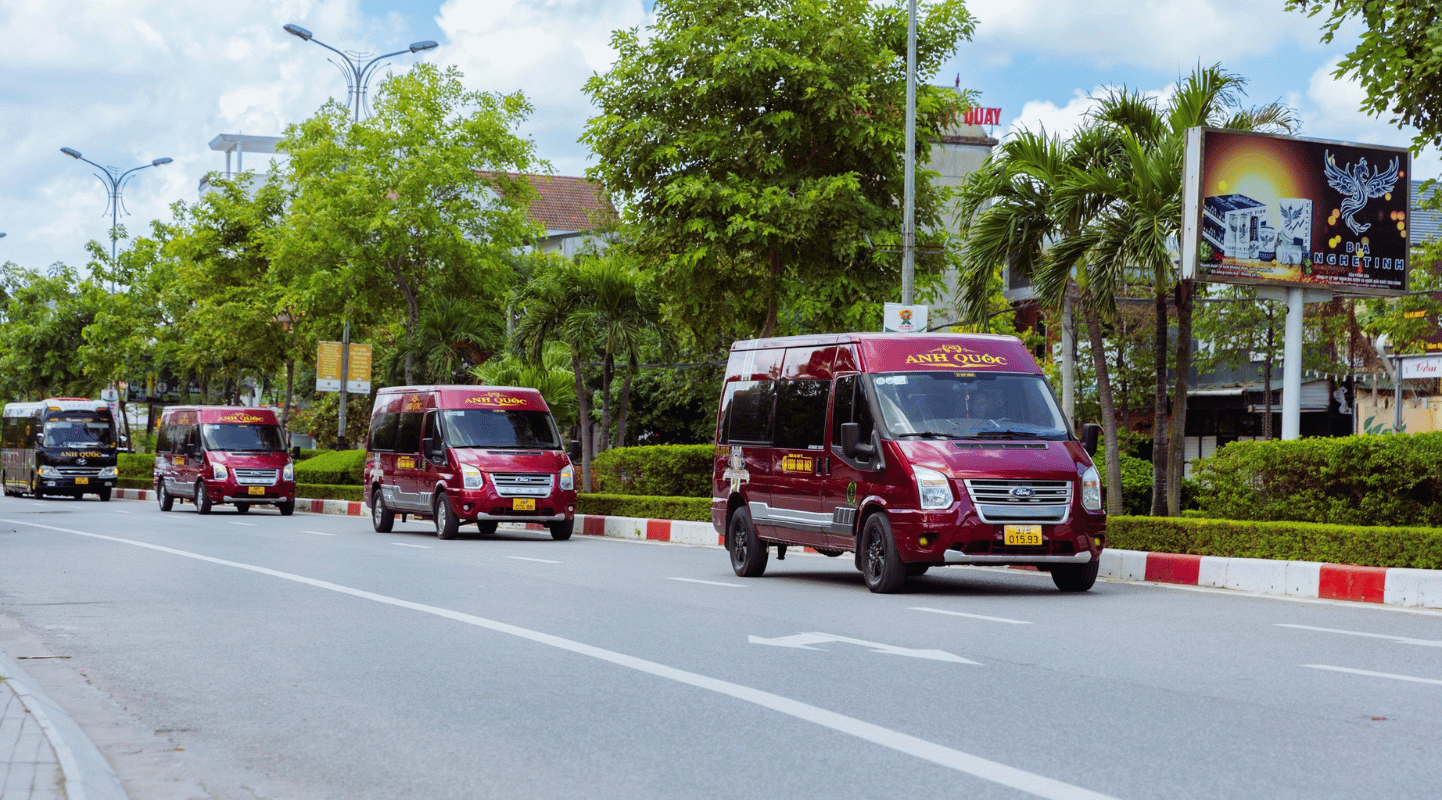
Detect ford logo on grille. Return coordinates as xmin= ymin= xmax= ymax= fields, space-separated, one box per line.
xmin=1010 ymin=486 xmax=1034 ymax=498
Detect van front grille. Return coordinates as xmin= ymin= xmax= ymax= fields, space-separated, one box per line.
xmin=491 ymin=473 xmax=553 ymax=497
xmin=963 ymin=479 xmax=1072 ymax=524
xmin=234 ymin=468 xmax=278 ymax=486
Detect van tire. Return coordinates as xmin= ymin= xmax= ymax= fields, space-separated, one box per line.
xmin=728 ymin=507 xmax=767 ymax=577
xmin=1051 ymin=559 xmax=1099 ymax=592
xmin=371 ymin=490 xmax=395 ymax=532
xmin=158 ymin=482 xmax=173 ymax=511
xmin=235 ymin=503 xmax=249 ymax=513
xmin=30 ymin=471 xmax=43 ymax=499
xmin=195 ymin=482 xmax=212 ymax=515
xmin=476 ymin=521 xmax=498 ymax=535
xmin=905 ymin=564 xmax=930 ymax=577
xmin=434 ymin=494 xmax=459 ymax=540
xmin=278 ymin=499 xmax=295 ymax=517
xmin=860 ymin=514 xmax=906 ymax=593
xmin=548 ymin=519 xmax=574 ymax=541
xmin=98 ymin=487 xmax=112 ymax=502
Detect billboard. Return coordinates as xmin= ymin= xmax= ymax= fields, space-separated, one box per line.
xmin=1181 ymin=127 xmax=1411 ymax=296
xmin=316 ymin=341 xmax=374 ymax=393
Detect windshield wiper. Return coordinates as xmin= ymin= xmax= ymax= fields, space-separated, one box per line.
xmin=971 ymin=426 xmax=1063 ymax=440
xmin=895 ymin=431 xmax=956 ymax=440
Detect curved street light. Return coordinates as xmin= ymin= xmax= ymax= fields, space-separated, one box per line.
xmin=283 ymin=23 xmax=438 ymax=123
xmin=59 ymin=147 xmax=173 ymax=264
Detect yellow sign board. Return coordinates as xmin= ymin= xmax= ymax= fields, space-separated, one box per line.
xmin=316 ymin=342 xmax=374 ymax=393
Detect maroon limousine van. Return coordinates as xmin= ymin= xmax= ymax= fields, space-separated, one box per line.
xmin=712 ymin=333 xmax=1106 ymax=594
xmin=364 ymin=385 xmax=577 ymax=541
xmin=154 ymin=406 xmax=297 ymax=515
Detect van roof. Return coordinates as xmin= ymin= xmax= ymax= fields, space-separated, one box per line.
xmin=161 ymin=406 xmax=281 ymax=425
xmin=3 ymin=398 xmax=111 ymax=417
xmin=373 ymin=385 xmax=550 ymax=412
xmin=727 ymin=332 xmax=1042 ymax=376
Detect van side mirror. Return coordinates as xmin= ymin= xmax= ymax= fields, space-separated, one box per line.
xmin=423 ymin=434 xmax=444 ymax=460
xmin=1080 ymin=423 xmax=1101 ymax=457
xmin=291 ymin=445 xmax=302 ymax=460
xmin=840 ymin=422 xmax=875 ymax=462
xmin=567 ymin=440 xmax=582 ymax=463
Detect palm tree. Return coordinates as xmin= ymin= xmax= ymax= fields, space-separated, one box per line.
xmin=471 ymin=340 xmax=579 ymax=436
xmin=956 ymin=126 xmax=1129 ymax=515
xmin=1052 ymin=65 xmax=1296 ymax=515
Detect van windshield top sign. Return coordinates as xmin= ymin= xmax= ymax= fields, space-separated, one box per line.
xmin=217 ymin=412 xmax=266 ymax=424
xmin=465 ymin=392 xmax=526 ymax=407
xmin=903 ymin=345 xmax=1009 ymax=369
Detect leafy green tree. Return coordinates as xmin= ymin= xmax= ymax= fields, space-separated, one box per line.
xmin=270 ymin=63 xmax=545 ymax=384
xmin=583 ymin=0 xmax=976 ymax=341
xmin=0 ymin=263 xmax=109 ymax=400
xmin=1289 ymin=1 xmax=1442 ymax=151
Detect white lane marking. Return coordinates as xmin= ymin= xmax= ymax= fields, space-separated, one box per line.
xmin=305 ymin=531 xmax=336 ymax=536
xmin=2 ymin=517 xmax=1123 ymax=800
xmin=1278 ymin=623 xmax=1442 ymax=647
xmin=1304 ymin=665 xmax=1442 ymax=686
xmin=912 ymin=607 xmax=1032 ymax=625
xmin=112 ymin=510 xmax=132 ymax=514
xmin=393 ymin=543 xmax=432 ymax=549
xmin=228 ymin=521 xmax=257 ymax=527
xmin=669 ymin=577 xmax=745 ymax=587
xmin=508 ymin=556 xmax=561 ymax=564
xmin=749 ymin=632 xmax=978 ymax=664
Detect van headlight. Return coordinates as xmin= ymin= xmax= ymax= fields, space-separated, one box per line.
xmin=559 ymin=464 xmax=574 ymax=491
xmin=38 ymin=465 xmax=60 ymax=478
xmin=912 ymin=466 xmax=953 ymax=510
xmin=212 ymin=464 xmax=228 ymax=481
xmin=1081 ymin=465 xmax=1102 ymax=512
xmin=282 ymin=463 xmax=294 ymax=482
xmin=99 ymin=466 xmax=118 ymax=479
xmin=460 ymin=465 xmax=484 ymax=490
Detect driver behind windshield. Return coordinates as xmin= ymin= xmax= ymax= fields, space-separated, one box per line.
xmin=968 ymin=387 xmax=1003 ymax=420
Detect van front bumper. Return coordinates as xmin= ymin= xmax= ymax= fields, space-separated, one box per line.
xmin=40 ymin=477 xmax=116 ymax=492
xmin=444 ymin=490 xmax=576 ymax=523
xmin=888 ymin=506 xmax=1105 ymax=565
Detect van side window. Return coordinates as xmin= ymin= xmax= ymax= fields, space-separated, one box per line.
xmin=369 ymin=411 xmax=398 ymax=452
xmin=722 ymin=380 xmax=776 ymax=444
xmin=830 ymin=375 xmax=875 ymax=446
xmin=394 ymin=411 xmax=424 ymax=454
xmin=774 ymin=379 xmax=829 ymax=450
xmin=156 ymin=424 xmax=171 ymax=453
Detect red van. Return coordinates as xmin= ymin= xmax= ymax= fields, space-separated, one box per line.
xmin=364 ymin=385 xmax=577 ymax=540
xmin=154 ymin=406 xmax=297 ymax=515
xmin=712 ymin=333 xmax=1105 ymax=594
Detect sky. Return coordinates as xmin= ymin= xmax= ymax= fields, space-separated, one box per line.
xmin=0 ymin=0 xmax=1425 ymax=275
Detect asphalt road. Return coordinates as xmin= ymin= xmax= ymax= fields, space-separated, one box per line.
xmin=0 ymin=493 xmax=1438 ymax=800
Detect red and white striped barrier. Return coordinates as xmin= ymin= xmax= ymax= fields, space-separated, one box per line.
xmin=111 ymin=490 xmax=1439 ymax=608
xmin=1100 ymin=549 xmax=1442 ymax=609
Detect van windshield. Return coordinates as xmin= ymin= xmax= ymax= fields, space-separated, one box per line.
xmin=201 ymin=423 xmax=286 ymax=452
xmin=43 ymin=416 xmax=115 ymax=448
xmin=870 ymin=372 xmax=1071 ymax=441
xmin=441 ymin=409 xmax=559 ymax=450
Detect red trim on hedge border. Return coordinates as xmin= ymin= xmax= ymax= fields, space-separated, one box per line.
xmin=1319 ymin=564 xmax=1387 ymax=604
xmin=1145 ymin=553 xmax=1203 ymax=585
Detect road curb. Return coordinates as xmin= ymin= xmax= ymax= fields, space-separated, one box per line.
xmin=0 ymin=649 xmax=128 ymax=800
xmin=110 ymin=490 xmax=1441 ymax=609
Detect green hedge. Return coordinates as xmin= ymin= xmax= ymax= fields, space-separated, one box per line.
xmin=590 ymin=444 xmax=713 ymax=497
xmin=296 ymin=484 xmax=363 ymax=501
xmin=577 ymin=493 xmax=711 ymax=522
xmin=1109 ymin=515 xmax=1442 ymax=570
xmin=294 ymin=450 xmax=367 ymax=486
xmin=1191 ymin=433 xmax=1442 ymax=527
xmin=118 ymin=453 xmax=156 ymax=479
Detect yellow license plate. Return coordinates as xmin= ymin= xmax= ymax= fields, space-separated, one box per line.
xmin=513 ymin=498 xmax=536 ymax=511
xmin=248 ymin=486 xmax=265 ymax=495
xmin=1004 ymin=524 xmax=1043 ymax=546
xmin=75 ymin=477 xmax=88 ymax=485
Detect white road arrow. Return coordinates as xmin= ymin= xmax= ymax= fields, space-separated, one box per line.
xmin=748 ymin=632 xmax=979 ymax=664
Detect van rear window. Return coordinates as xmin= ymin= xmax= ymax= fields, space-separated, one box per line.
xmin=721 ymin=380 xmax=776 ymax=444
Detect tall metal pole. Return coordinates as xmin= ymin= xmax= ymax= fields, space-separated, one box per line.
xmin=901 ymin=0 xmax=917 ymax=305
xmin=59 ymin=148 xmax=172 ymax=270
xmin=1281 ymin=287 xmax=1304 ymax=440
xmin=338 ymin=321 xmax=350 ymax=450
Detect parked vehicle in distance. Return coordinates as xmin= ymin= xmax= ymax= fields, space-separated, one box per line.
xmin=364 ymin=385 xmax=577 ymax=540
xmin=712 ymin=332 xmax=1106 ymax=594
xmin=1 ymin=398 xmax=119 ymax=500
xmin=153 ymin=406 xmax=297 ymax=515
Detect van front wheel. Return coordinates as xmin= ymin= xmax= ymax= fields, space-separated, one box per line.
xmin=194 ymin=482 xmax=212 ymax=515
xmin=548 ymin=519 xmax=574 ymax=541
xmin=434 ymin=494 xmax=459 ymax=540
xmin=1051 ymin=559 xmax=1099 ymax=592
xmin=860 ymin=514 xmax=907 ymax=593
xmin=728 ymin=507 xmax=767 ymax=577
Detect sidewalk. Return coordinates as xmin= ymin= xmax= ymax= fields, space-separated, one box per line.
xmin=0 ymin=648 xmax=126 ymax=800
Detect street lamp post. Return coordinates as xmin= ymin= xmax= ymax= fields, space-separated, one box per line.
xmin=59 ymin=147 xmax=173 ymax=264
xmin=283 ymin=24 xmax=437 ymax=123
